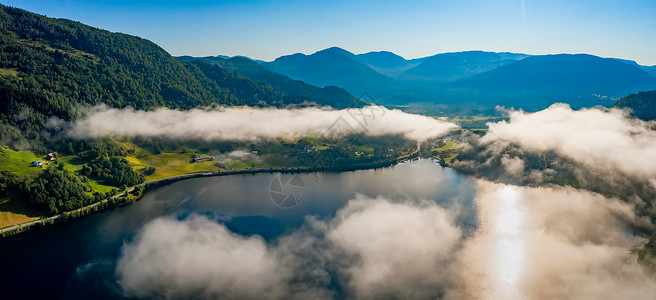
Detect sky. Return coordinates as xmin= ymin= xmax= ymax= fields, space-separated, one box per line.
xmin=4 ymin=0 xmax=656 ymax=65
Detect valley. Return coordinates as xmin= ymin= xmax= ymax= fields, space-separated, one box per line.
xmin=1 ymin=2 xmax=656 ymax=299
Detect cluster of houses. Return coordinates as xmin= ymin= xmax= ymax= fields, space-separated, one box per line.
xmin=32 ymin=152 xmax=57 ymax=167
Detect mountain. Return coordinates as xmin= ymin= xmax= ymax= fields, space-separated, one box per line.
xmin=642 ymin=66 xmax=656 ymax=78
xmin=356 ymin=51 xmax=409 ymax=69
xmin=262 ymin=47 xmax=396 ymax=99
xmin=354 ymin=51 xmax=421 ymax=77
xmin=454 ymin=54 xmax=656 ymax=108
xmin=186 ymin=60 xmax=316 ymax=108
xmin=176 ymin=55 xmax=358 ymax=108
xmin=614 ymin=58 xmax=656 ymax=77
xmin=0 ymin=5 xmax=348 ymax=146
xmin=402 ymin=51 xmax=530 ymax=81
xmin=613 ymin=90 xmax=656 ymax=120
xmin=263 ymin=48 xmax=656 ymax=109
xmin=208 ymin=55 xmax=265 ymax=64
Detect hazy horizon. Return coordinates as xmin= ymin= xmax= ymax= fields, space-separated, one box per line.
xmin=208 ymin=46 xmax=656 ymax=66
xmin=4 ymin=0 xmax=656 ymax=66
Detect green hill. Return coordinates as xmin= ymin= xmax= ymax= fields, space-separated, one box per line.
xmin=177 ymin=56 xmax=358 ymax=108
xmin=613 ymin=90 xmax=656 ymax=120
xmin=0 ymin=5 xmax=342 ymax=147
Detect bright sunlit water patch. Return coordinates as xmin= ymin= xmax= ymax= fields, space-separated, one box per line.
xmin=492 ymin=186 xmax=525 ymax=299
xmin=461 ymin=184 xmax=528 ymax=300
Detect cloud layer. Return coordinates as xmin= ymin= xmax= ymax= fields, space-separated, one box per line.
xmin=482 ymin=104 xmax=656 ymax=178
xmin=63 ymin=105 xmax=457 ymax=142
xmin=115 ymin=184 xmax=655 ymax=299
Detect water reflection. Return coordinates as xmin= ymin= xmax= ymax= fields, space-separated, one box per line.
xmin=459 ymin=182 xmax=656 ymax=300
xmin=1 ymin=162 xmax=654 ymax=299
xmin=492 ymin=186 xmax=525 ymax=300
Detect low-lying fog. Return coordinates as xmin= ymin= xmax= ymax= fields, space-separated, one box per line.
xmin=58 ymin=105 xmax=457 ymax=141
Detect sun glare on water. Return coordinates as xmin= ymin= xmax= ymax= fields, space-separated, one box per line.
xmin=492 ymin=186 xmax=526 ymax=299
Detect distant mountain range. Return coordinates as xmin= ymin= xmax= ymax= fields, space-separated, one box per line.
xmin=453 ymin=54 xmax=656 ymax=108
xmin=262 ymin=47 xmax=397 ymax=99
xmin=249 ymin=47 xmax=656 ymax=110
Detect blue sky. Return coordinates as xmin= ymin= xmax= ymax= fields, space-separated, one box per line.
xmin=4 ymin=0 xmax=656 ymax=65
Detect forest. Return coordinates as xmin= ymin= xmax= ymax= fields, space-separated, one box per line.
xmin=0 ymin=4 xmax=357 ymax=151
xmin=613 ymin=90 xmax=656 ymax=120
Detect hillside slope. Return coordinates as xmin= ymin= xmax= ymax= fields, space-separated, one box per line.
xmin=262 ymin=47 xmax=396 ymax=98
xmin=354 ymin=51 xmax=421 ymax=77
xmin=453 ymin=54 xmax=656 ymax=108
xmin=613 ymin=90 xmax=656 ymax=120
xmin=0 ymin=5 xmax=346 ymax=146
xmin=178 ymin=56 xmax=358 ymax=108
xmin=402 ymin=51 xmax=529 ymax=81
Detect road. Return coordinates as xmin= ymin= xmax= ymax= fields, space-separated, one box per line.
xmin=0 ymin=185 xmax=136 ymax=235
xmin=397 ymin=141 xmax=421 ymax=161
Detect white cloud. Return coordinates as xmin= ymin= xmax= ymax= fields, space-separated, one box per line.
xmin=500 ymin=154 xmax=525 ymax=175
xmin=482 ymin=103 xmax=656 ymax=178
xmin=64 ymin=105 xmax=457 ymax=142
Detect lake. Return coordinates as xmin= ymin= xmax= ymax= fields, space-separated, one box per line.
xmin=0 ymin=160 xmax=653 ymax=299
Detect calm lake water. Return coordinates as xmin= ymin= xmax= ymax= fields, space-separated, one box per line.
xmin=0 ymin=160 xmax=652 ymax=299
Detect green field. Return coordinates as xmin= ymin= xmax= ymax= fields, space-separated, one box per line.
xmin=431 ymin=141 xmax=463 ymax=152
xmin=0 ymin=147 xmax=46 ymax=176
xmin=444 ymin=153 xmax=459 ymax=162
xmin=0 ymin=147 xmax=49 ymax=227
xmin=126 ymin=152 xmax=220 ymax=180
xmin=116 ymin=142 xmax=220 ymax=180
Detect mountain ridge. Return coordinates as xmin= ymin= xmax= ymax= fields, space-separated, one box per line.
xmin=257 ymin=47 xmax=656 ymax=109
xmin=176 ymin=55 xmax=358 ymax=108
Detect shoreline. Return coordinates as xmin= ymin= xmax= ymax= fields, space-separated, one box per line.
xmin=0 ymin=160 xmax=402 ymax=239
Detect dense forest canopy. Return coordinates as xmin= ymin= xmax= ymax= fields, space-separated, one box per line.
xmin=612 ymin=90 xmax=656 ymax=120
xmin=177 ymin=56 xmax=359 ymax=108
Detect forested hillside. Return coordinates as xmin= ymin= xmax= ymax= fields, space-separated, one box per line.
xmin=613 ymin=90 xmax=656 ymax=120
xmin=178 ymin=56 xmax=358 ymax=108
xmin=0 ymin=5 xmax=346 ymax=148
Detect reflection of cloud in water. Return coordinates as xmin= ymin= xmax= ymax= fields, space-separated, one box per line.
xmin=116 ymin=180 xmax=656 ymax=299
xmin=453 ymin=182 xmax=655 ymax=300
